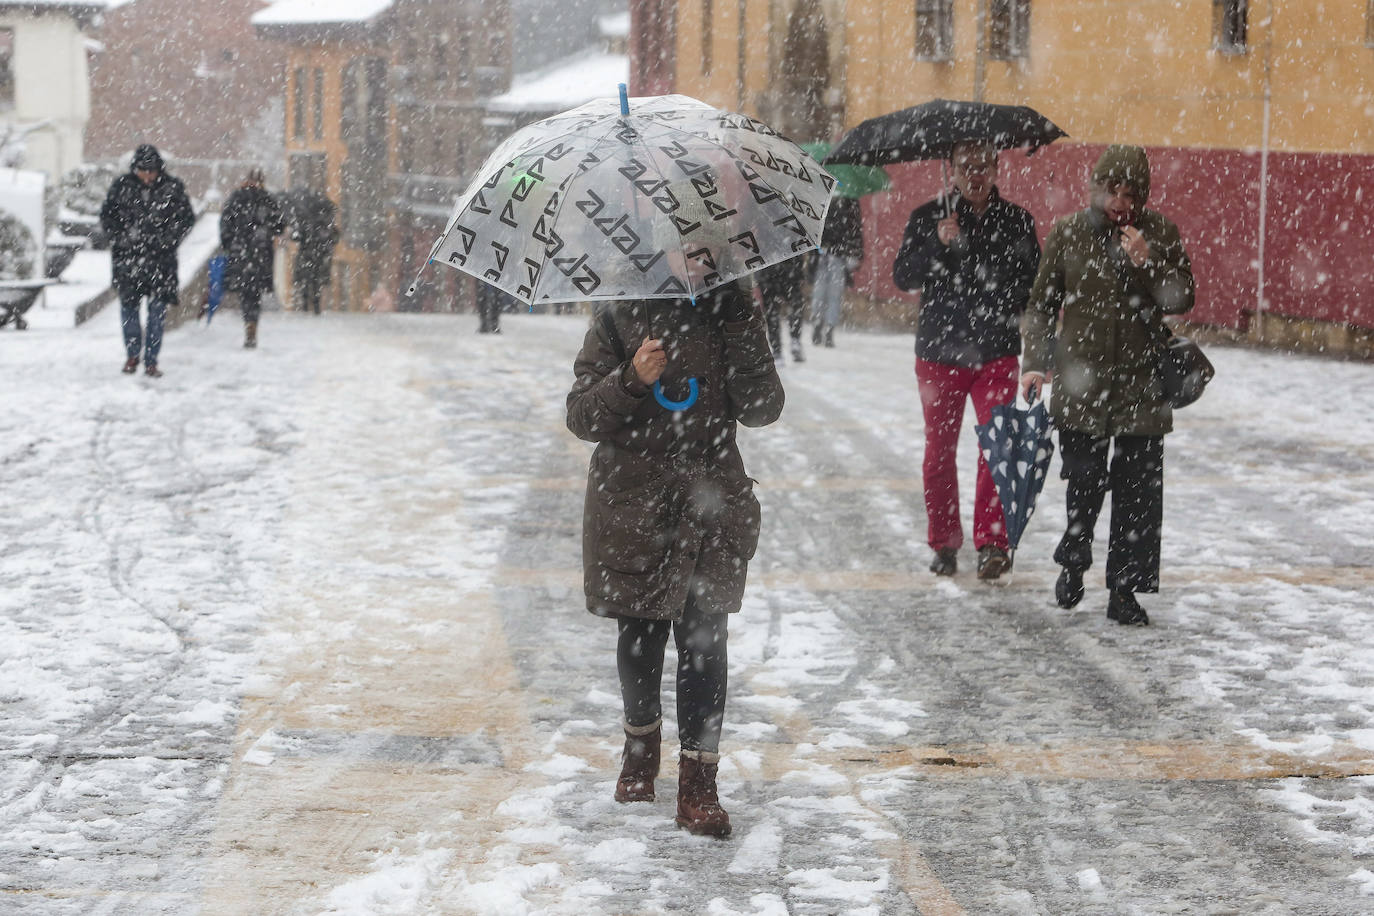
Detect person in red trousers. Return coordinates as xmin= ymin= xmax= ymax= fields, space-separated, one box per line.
xmin=892 ymin=141 xmax=1041 ymax=580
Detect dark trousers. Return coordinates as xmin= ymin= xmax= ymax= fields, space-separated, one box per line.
xmin=616 ymin=596 xmax=728 ymax=754
xmin=239 ymin=289 xmax=261 ymax=325
xmin=1055 ymin=429 xmax=1164 ymax=593
xmin=120 ymin=293 xmax=167 ymax=365
xmin=477 ymin=291 xmax=502 ymax=332
xmin=762 ymin=285 xmax=804 ymax=356
xmin=297 ymin=278 xmax=322 ymax=314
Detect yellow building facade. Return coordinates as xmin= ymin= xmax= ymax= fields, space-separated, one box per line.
xmin=669 ymin=0 xmax=1374 ymax=334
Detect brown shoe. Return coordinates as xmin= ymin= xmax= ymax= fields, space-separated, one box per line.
xmin=144 ymin=363 xmax=163 ymax=378
xmin=614 ymin=722 xmax=660 ymax=803
xmin=675 ymin=753 xmax=731 ymax=837
xmin=244 ymin=321 xmax=258 ymax=349
xmin=121 ymin=357 xmax=139 ymax=374
xmin=976 ymin=546 xmax=1012 ymax=581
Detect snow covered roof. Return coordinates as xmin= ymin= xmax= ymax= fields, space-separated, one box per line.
xmin=485 ymin=48 xmax=629 ymax=114
xmin=252 ymin=0 xmax=393 ymax=27
xmin=0 ymin=0 xmax=118 ymax=14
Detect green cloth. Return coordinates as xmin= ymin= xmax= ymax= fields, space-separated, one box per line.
xmin=803 ymin=142 xmax=891 ymax=199
xmin=1022 ymin=206 xmax=1195 ymax=437
xmin=1091 ymin=145 xmax=1151 ymax=201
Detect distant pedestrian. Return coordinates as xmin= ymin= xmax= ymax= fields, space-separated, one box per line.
xmin=566 ymin=281 xmax=783 ymax=838
xmin=756 ymin=256 xmax=807 ymax=363
xmin=892 ymin=140 xmax=1040 ymax=580
xmin=290 ymin=190 xmax=338 ymax=315
xmin=100 ymin=144 xmax=195 ymax=378
xmin=219 ymin=169 xmax=286 ymax=349
xmin=810 ymin=195 xmax=863 ymax=349
xmin=476 ymin=280 xmax=505 ymax=333
xmin=1020 ymin=145 xmax=1196 ymax=626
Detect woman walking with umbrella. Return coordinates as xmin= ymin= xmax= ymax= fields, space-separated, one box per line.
xmin=567 ymin=281 xmax=783 ymax=837
xmin=417 ymin=89 xmax=825 ymax=836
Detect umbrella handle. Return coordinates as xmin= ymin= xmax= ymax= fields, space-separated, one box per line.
xmin=653 ymin=377 xmax=698 ymax=411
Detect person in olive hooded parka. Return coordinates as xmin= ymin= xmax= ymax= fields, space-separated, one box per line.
xmin=100 ymin=144 xmax=195 ymax=377
xmin=220 ymin=169 xmax=286 ymax=349
xmin=1020 ymin=145 xmax=1195 ymax=626
xmin=567 ymin=280 xmax=784 ymax=838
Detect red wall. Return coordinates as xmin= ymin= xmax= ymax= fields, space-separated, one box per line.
xmin=854 ymin=144 xmax=1374 ymax=331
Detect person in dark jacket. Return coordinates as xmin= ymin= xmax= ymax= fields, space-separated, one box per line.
xmin=290 ymin=190 xmax=339 ymax=314
xmin=475 ymin=279 xmax=506 ymax=333
xmin=810 ymin=195 xmax=864 ymax=348
xmin=893 ymin=140 xmax=1040 ymax=580
xmin=1020 ymin=145 xmax=1195 ymax=626
xmin=756 ymin=256 xmax=807 ymax=363
xmin=100 ymin=144 xmax=195 ymax=377
xmin=220 ymin=169 xmax=286 ymax=349
xmin=566 ymin=281 xmax=783 ymax=838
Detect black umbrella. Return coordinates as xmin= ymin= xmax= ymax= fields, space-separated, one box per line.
xmin=824 ymin=99 xmax=1067 ymax=166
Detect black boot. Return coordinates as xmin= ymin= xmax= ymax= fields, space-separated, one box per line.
xmin=824 ymin=325 xmax=835 ymax=348
xmin=614 ymin=722 xmax=661 ymax=803
xmin=1107 ymin=589 xmax=1149 ymax=626
xmin=1055 ymin=567 xmax=1084 ymax=608
xmin=811 ymin=323 xmax=823 ymax=345
xmin=929 ymin=547 xmax=957 ymax=576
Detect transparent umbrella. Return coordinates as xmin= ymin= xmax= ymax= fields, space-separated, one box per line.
xmin=411 ymin=87 xmax=834 ymax=307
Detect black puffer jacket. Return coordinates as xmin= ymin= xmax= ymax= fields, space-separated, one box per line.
xmin=99 ymin=162 xmax=195 ymax=304
xmin=892 ymin=188 xmax=1039 ymax=368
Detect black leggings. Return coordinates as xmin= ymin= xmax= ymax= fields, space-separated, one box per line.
xmin=616 ymin=597 xmax=728 ymax=754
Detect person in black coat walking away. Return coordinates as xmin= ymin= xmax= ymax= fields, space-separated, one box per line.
xmin=290 ymin=190 xmax=339 ymax=314
xmin=892 ymin=140 xmax=1040 ymax=581
xmin=100 ymin=144 xmax=195 ymax=377
xmin=756 ymin=257 xmax=807 ymax=363
xmin=220 ymin=169 xmax=286 ymax=349
xmin=810 ymin=196 xmax=864 ymax=348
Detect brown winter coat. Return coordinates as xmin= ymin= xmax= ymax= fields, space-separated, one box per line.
xmin=1022 ymin=205 xmax=1195 ymax=437
xmin=566 ymin=289 xmax=784 ymax=621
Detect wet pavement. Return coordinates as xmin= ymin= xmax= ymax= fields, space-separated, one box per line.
xmin=2 ymin=310 xmax=1373 ymax=914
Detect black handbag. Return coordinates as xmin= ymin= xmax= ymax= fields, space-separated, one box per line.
xmin=1154 ymin=333 xmax=1215 ymax=409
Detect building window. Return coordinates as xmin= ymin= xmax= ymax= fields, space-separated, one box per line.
xmin=701 ymin=0 xmax=713 ymax=73
xmin=292 ymin=67 xmax=305 ymax=139
xmin=433 ymin=34 xmax=448 ymax=84
xmin=456 ymin=31 xmax=471 ymax=85
xmin=289 ymin=151 xmax=327 ymax=192
xmin=988 ymin=0 xmax=1029 ymax=60
xmin=1213 ymin=0 xmax=1247 ymax=54
xmin=915 ymin=0 xmax=953 ymax=62
xmin=0 ymin=30 xmax=14 ymax=112
xmin=312 ymin=68 xmax=325 ymax=139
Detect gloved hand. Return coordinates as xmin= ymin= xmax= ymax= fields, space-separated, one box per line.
xmin=713 ymin=284 xmax=754 ymax=324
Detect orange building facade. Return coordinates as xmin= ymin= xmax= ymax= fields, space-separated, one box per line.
xmin=667 ymin=0 xmax=1374 ymax=334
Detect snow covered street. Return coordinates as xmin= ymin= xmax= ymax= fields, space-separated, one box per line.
xmin=3 ymin=305 xmax=1374 ymax=914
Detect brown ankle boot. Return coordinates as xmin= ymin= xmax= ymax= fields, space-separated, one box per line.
xmin=614 ymin=722 xmax=660 ymax=803
xmin=675 ymin=752 xmax=731 ymax=837
xmin=244 ymin=321 xmax=258 ymax=349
